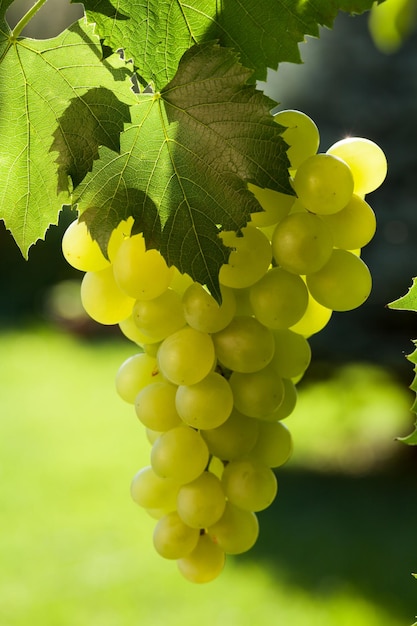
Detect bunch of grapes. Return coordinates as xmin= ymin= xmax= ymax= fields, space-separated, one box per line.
xmin=62 ymin=110 xmax=387 ymax=583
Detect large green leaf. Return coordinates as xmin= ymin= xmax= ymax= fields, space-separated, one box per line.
xmin=0 ymin=14 xmax=135 ymax=256
xmin=75 ymin=43 xmax=292 ymax=300
xmin=81 ymin=0 xmax=380 ymax=88
xmin=389 ymin=278 xmax=417 ymax=445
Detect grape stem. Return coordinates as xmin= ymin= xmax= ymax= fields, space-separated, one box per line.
xmin=11 ymin=0 xmax=49 ymax=39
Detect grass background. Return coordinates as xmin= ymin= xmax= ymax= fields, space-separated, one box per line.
xmin=1 ymin=326 xmax=416 ymax=626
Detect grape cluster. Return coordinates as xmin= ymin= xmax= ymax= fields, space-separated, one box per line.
xmin=62 ymin=109 xmax=387 ymax=583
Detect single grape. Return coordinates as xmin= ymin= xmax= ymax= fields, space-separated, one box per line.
xmin=273 ymin=109 xmax=320 ymax=169
xmin=208 ymin=502 xmax=259 ymax=555
xmin=80 ymin=266 xmax=135 ymax=325
xmin=232 ymin=286 xmax=254 ymax=316
xmin=212 ymin=316 xmax=275 ymax=373
xmin=290 ymin=290 xmax=332 ymax=337
xmin=306 ymin=249 xmax=372 ymax=311
xmin=229 ymin=364 xmax=285 ymax=418
xmin=115 ymin=353 xmax=162 ymax=404
xmin=150 ymin=425 xmax=209 ymax=483
xmin=319 ymin=194 xmax=376 ymax=250
xmin=153 ymin=511 xmax=200 ymax=560
xmin=249 ymin=267 xmax=309 ymax=329
xmin=249 ymin=420 xmax=293 ymax=468
xmin=113 ymin=233 xmax=174 ymax=300
xmin=182 ymin=283 xmax=236 ymax=334
xmin=327 ymin=136 xmax=387 ymax=195
xmin=219 ymin=225 xmax=272 ymax=288
xmin=62 ymin=219 xmax=110 ymax=272
xmin=134 ymin=381 xmax=182 ymax=431
xmin=201 ymin=409 xmax=259 ymax=461
xmin=157 ymin=327 xmax=216 ymax=386
xmin=271 ymin=212 xmax=333 ymax=275
xmin=248 ymin=183 xmax=295 ymax=226
xmin=130 ymin=466 xmax=179 ymax=511
xmin=177 ymin=534 xmax=225 ymax=583
xmin=119 ymin=314 xmax=160 ymax=346
xmin=221 ymin=459 xmax=278 ymax=512
xmin=175 ymin=372 xmax=233 ymax=430
xmin=267 ymin=378 xmax=298 ymax=421
xmin=132 ymin=288 xmax=186 ymax=341
xmin=177 ymin=471 xmax=226 ymax=529
xmin=271 ymin=329 xmax=312 ymax=379
xmin=293 ymin=153 xmax=354 ymax=215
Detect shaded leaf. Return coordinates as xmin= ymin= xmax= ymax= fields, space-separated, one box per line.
xmin=76 ymin=43 xmax=292 ymax=300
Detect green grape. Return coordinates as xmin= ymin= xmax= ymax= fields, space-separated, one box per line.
xmin=113 ymin=233 xmax=174 ymax=300
xmin=327 ymin=137 xmax=387 ymax=195
xmin=219 ymin=225 xmax=272 ymax=288
xmin=208 ymin=502 xmax=259 ymax=555
xmin=249 ymin=421 xmax=293 ymax=468
xmin=232 ymin=286 xmax=253 ymax=316
xmin=175 ymin=372 xmax=233 ymax=429
xmin=229 ymin=364 xmax=285 ymax=418
xmin=208 ymin=456 xmax=225 ymax=479
xmin=290 ymin=289 xmax=332 ymax=337
xmin=306 ymin=249 xmax=372 ymax=311
xmin=157 ymin=327 xmax=216 ymax=386
xmin=319 ymin=194 xmax=376 ymax=250
xmin=212 ymin=316 xmax=275 ymax=373
xmin=132 ymin=289 xmax=186 ymax=341
xmin=271 ymin=212 xmax=333 ymax=275
xmin=107 ymin=217 xmax=134 ymax=261
xmin=267 ymin=378 xmax=298 ymax=420
xmin=80 ymin=266 xmax=135 ymax=325
xmin=201 ymin=409 xmax=259 ymax=461
xmin=292 ymin=153 xmax=354 ymax=215
xmin=177 ymin=533 xmax=225 ymax=584
xmin=182 ymin=283 xmax=236 ymax=334
xmin=153 ymin=511 xmax=200 ymax=560
xmin=145 ymin=427 xmax=163 ymax=445
xmin=221 ymin=459 xmax=278 ymax=512
xmin=248 ymin=183 xmax=295 ymax=227
xmin=134 ymin=381 xmax=182 ymax=431
xmin=62 ymin=219 xmax=110 ymax=272
xmin=119 ymin=314 xmax=159 ymax=346
xmin=177 ymin=471 xmax=226 ymax=529
xmin=115 ymin=353 xmax=162 ymax=404
xmin=271 ymin=329 xmax=311 ymax=379
xmin=150 ymin=425 xmax=209 ymax=483
xmin=130 ymin=466 xmax=179 ymax=511
xmin=249 ymin=267 xmax=309 ymax=329
xmin=273 ymin=109 xmax=320 ymax=169
xmin=170 ymin=268 xmax=194 ymax=295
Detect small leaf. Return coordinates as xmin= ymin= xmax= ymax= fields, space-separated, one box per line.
xmin=388 ymin=277 xmax=417 ymax=312
xmin=389 ymin=283 xmax=417 ymax=445
xmin=75 ymin=43 xmax=292 ymax=300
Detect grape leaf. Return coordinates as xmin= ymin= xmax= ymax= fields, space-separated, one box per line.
xmin=388 ymin=277 xmax=417 ymax=312
xmin=0 ymin=15 xmax=135 ymax=256
xmin=389 ymin=279 xmax=417 ymax=445
xmin=75 ymin=42 xmax=292 ymax=300
xmin=80 ymin=0 xmax=380 ymax=88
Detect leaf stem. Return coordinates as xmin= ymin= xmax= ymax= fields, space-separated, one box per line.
xmin=11 ymin=0 xmax=49 ymax=39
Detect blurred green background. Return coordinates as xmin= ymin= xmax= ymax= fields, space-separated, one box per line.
xmin=1 ymin=2 xmax=417 ymax=625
